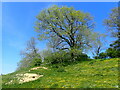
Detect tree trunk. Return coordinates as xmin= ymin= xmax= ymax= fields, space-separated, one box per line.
xmin=70 ymin=46 xmax=75 ymax=62
xmin=71 ymin=52 xmax=74 ymax=61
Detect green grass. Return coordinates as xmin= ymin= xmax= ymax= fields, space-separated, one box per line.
xmin=2 ymin=58 xmax=119 ymax=88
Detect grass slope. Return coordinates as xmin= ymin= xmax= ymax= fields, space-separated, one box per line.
xmin=2 ymin=58 xmax=119 ymax=88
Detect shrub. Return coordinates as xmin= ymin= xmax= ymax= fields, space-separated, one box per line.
xmin=98 ymin=52 xmax=107 ymax=59
xmin=69 ymin=49 xmax=89 ymax=61
xmin=44 ymin=51 xmax=69 ymax=64
xmin=44 ymin=50 xmax=89 ymax=66
xmin=93 ymin=56 xmax=99 ymax=59
xmin=17 ymin=56 xmax=42 ymax=71
xmin=75 ymin=53 xmax=89 ymax=61
xmin=57 ymin=68 xmax=66 ymax=72
xmin=32 ymin=58 xmax=42 ymax=66
xmin=106 ymin=48 xmax=119 ymax=58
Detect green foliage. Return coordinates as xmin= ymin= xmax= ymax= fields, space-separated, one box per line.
xmin=100 ymin=7 xmax=120 ymax=59
xmin=98 ymin=52 xmax=107 ymax=59
xmin=44 ymin=49 xmax=89 ymax=66
xmin=94 ymin=52 xmax=107 ymax=59
xmin=68 ymin=48 xmax=89 ymax=62
xmin=95 ymin=48 xmax=119 ymax=59
xmin=98 ymin=38 xmax=120 ymax=59
xmin=95 ymin=39 xmax=120 ymax=59
xmin=44 ymin=51 xmax=69 ymax=64
xmin=110 ymin=39 xmax=120 ymax=50
xmin=31 ymin=57 xmax=42 ymax=66
xmin=76 ymin=53 xmax=89 ymax=61
xmin=17 ymin=55 xmax=42 ymax=70
xmin=106 ymin=48 xmax=120 ymax=58
xmin=56 ymin=67 xmax=66 ymax=72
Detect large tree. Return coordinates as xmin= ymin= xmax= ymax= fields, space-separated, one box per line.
xmin=104 ymin=7 xmax=120 ymax=38
xmin=35 ymin=5 xmax=96 ymax=59
xmin=103 ymin=7 xmax=120 ymax=58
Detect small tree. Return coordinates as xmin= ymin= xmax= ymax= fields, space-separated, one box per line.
xmin=91 ymin=32 xmax=107 ymax=59
xmin=17 ymin=37 xmax=42 ymax=70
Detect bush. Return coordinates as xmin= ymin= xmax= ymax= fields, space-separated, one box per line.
xmin=94 ymin=39 xmax=120 ymax=59
xmin=69 ymin=49 xmax=89 ymax=61
xmin=94 ymin=48 xmax=120 ymax=59
xmin=44 ymin=51 xmax=69 ymax=64
xmin=44 ymin=50 xmax=89 ymax=66
xmin=93 ymin=56 xmax=99 ymax=59
xmin=32 ymin=58 xmax=42 ymax=66
xmin=75 ymin=53 xmax=89 ymax=61
xmin=106 ymin=48 xmax=119 ymax=58
xmin=105 ymin=39 xmax=120 ymax=58
xmin=17 ymin=57 xmax=42 ymax=71
xmin=56 ymin=68 xmax=66 ymax=72
xmin=99 ymin=52 xmax=107 ymax=59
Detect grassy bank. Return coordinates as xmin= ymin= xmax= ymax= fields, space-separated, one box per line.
xmin=2 ymin=58 xmax=119 ymax=88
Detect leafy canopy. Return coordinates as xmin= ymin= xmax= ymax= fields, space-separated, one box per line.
xmin=35 ymin=5 xmax=95 ymax=52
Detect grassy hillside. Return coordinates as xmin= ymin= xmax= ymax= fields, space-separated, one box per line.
xmin=2 ymin=58 xmax=119 ymax=88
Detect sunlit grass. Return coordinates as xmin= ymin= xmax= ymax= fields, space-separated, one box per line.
xmin=2 ymin=58 xmax=119 ymax=88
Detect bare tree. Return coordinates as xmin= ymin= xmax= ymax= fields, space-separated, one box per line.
xmin=91 ymin=33 xmax=107 ymax=58
xmin=17 ymin=37 xmax=41 ymax=70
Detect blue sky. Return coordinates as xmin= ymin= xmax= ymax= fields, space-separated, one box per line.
xmin=2 ymin=2 xmax=118 ymax=74
xmin=2 ymin=0 xmax=120 ymax=2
